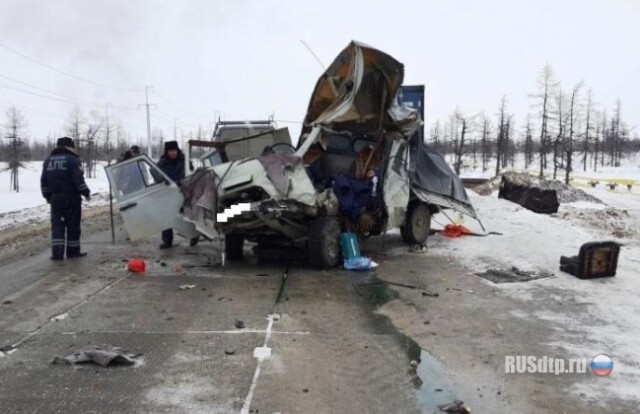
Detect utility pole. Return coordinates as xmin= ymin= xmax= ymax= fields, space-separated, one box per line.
xmin=105 ymin=103 xmax=111 ymax=165
xmin=138 ymin=85 xmax=156 ymax=158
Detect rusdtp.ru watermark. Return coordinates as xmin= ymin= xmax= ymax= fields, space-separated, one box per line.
xmin=505 ymin=354 xmax=613 ymax=376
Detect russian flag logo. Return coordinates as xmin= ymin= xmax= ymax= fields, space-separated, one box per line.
xmin=591 ymin=354 xmax=614 ymax=377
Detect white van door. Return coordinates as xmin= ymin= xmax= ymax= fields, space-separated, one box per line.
xmin=105 ymin=156 xmax=198 ymax=241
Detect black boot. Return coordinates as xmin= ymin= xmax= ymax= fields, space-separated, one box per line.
xmin=68 ymin=252 xmax=88 ymax=258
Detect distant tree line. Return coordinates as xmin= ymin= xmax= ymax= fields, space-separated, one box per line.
xmin=429 ymin=64 xmax=639 ymax=184
xmin=0 ymin=104 xmax=212 ymax=191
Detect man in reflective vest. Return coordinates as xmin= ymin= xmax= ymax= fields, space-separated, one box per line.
xmin=40 ymin=137 xmax=91 ymax=260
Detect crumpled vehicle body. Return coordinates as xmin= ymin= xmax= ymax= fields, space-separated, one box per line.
xmin=209 ymin=41 xmax=477 ymax=238
xmin=105 ymin=41 xmax=477 ymax=260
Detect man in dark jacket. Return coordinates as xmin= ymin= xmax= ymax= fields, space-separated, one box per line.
xmin=156 ymin=140 xmax=186 ymax=249
xmin=40 ymin=137 xmax=91 ymax=260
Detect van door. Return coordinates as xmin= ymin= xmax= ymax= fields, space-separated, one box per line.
xmin=105 ymin=156 xmax=198 ymax=241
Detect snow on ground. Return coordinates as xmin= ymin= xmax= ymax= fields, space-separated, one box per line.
xmin=430 ymin=176 xmax=640 ymax=402
xmin=0 ymin=161 xmax=110 ymax=230
xmin=458 ymin=152 xmax=640 ymax=182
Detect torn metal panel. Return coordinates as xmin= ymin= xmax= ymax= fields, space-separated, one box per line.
xmin=300 ymin=41 xmax=420 ymax=138
xmin=383 ymin=138 xmax=410 ymax=228
xmin=408 ymin=136 xmax=478 ymax=219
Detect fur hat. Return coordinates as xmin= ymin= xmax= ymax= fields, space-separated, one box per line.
xmin=164 ymin=141 xmax=179 ymax=151
xmin=57 ymin=137 xmax=75 ymax=148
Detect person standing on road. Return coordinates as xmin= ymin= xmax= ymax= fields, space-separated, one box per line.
xmin=156 ymin=140 xmax=186 ymax=249
xmin=40 ymin=137 xmax=91 ymax=260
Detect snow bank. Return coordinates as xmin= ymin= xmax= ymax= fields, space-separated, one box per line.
xmin=430 ymin=185 xmax=640 ymax=402
xmin=0 ymin=161 xmax=110 ymax=228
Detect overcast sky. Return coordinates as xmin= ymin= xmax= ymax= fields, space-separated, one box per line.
xmin=0 ymin=0 xmax=638 ymax=145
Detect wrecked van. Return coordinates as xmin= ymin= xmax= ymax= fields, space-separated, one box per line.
xmin=105 ymin=41 xmax=478 ymax=268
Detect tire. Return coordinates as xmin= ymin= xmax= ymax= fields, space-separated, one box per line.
xmin=400 ymin=202 xmax=431 ymax=245
xmin=225 ymin=234 xmax=244 ymax=261
xmin=308 ymin=216 xmax=341 ymax=269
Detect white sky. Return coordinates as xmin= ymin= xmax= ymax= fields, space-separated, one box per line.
xmin=0 ymin=0 xmax=638 ymax=144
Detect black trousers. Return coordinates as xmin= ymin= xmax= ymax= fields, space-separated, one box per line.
xmin=50 ymin=193 xmax=82 ymax=259
xmin=162 ymin=229 xmax=173 ymax=246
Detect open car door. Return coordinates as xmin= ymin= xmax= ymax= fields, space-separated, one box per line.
xmin=105 ymin=155 xmax=198 ymax=241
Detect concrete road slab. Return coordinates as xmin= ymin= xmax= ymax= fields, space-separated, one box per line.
xmin=0 ymin=331 xmax=263 ymax=413
xmin=39 ymin=275 xmax=282 ymax=334
xmin=251 ymin=332 xmax=421 ymax=414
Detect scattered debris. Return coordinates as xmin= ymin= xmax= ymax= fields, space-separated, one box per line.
xmin=52 ymin=345 xmax=140 ymax=368
xmin=560 ymin=241 xmax=621 ymax=279
xmin=410 ymin=243 xmax=428 ymax=253
xmin=421 ymin=291 xmax=439 ymax=297
xmin=179 ymin=284 xmax=196 ymax=290
xmin=127 ymin=258 xmax=146 ymax=273
xmin=476 ymin=267 xmax=553 ymax=284
xmin=50 ymin=312 xmax=69 ymax=321
xmin=465 ymin=289 xmax=474 ymax=294
xmin=438 ymin=399 xmax=471 ymax=413
xmin=2 ymin=300 xmax=12 ymax=305
xmin=224 ymin=349 xmax=236 ymax=355
xmin=302 ymin=388 xmax=309 ymax=393
xmin=0 ymin=344 xmax=14 ymax=353
xmin=235 ymin=319 xmax=246 ymax=329
xmin=440 ymin=224 xmax=473 ymax=238
xmin=344 ymin=256 xmax=379 ymax=271
xmin=410 ymin=360 xmax=419 ymax=367
xmin=498 ymin=174 xmax=559 ymax=214
xmin=475 ymin=171 xmax=602 ymax=204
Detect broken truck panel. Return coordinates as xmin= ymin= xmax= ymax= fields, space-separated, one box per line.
xmin=408 ymin=138 xmax=478 ymax=219
xmin=383 ymin=137 xmax=411 ymax=229
xmin=300 ymin=41 xmax=421 ymax=138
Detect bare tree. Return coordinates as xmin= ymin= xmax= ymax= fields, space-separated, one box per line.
xmin=453 ymin=109 xmax=467 ymax=175
xmin=523 ymin=116 xmax=534 ymax=169
xmin=565 ymin=81 xmax=584 ymax=184
xmin=430 ymin=120 xmax=440 ymax=151
xmin=480 ymin=115 xmax=492 ymax=173
xmin=66 ymin=105 xmax=86 ymax=151
xmin=610 ymin=99 xmax=622 ymax=166
xmin=552 ymin=89 xmax=566 ymax=180
xmin=495 ymin=96 xmax=510 ymax=176
xmin=582 ymin=89 xmax=594 ymax=172
xmin=531 ymin=64 xmax=559 ymax=178
xmin=3 ymin=107 xmax=27 ymax=192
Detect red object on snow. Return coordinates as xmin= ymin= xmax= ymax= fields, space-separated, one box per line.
xmin=441 ymin=224 xmax=473 ymax=238
xmin=127 ymin=258 xmax=146 ymax=273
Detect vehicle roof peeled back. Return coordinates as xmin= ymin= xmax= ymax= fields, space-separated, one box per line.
xmin=299 ymin=41 xmax=420 ymax=138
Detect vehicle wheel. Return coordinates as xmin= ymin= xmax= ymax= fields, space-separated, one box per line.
xmin=308 ymin=216 xmax=341 ymax=269
xmin=401 ymin=202 xmax=431 ymax=245
xmin=225 ymin=234 xmax=244 ymax=260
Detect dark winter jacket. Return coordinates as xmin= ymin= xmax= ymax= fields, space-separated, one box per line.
xmin=40 ymin=147 xmax=90 ymax=200
xmin=156 ymin=150 xmax=186 ymax=184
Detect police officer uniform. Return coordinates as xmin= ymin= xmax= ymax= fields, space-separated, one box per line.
xmin=40 ymin=137 xmax=91 ymax=260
